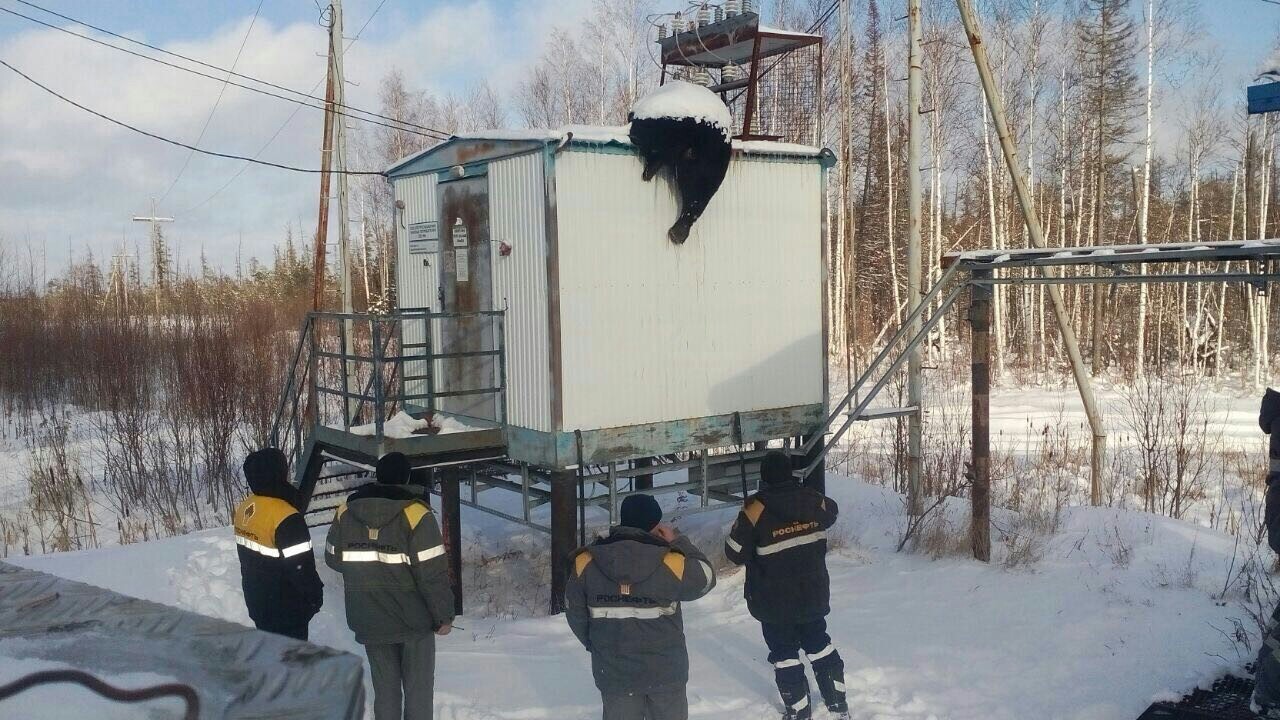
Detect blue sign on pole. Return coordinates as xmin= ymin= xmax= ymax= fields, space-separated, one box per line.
xmin=1248 ymin=81 xmax=1280 ymax=115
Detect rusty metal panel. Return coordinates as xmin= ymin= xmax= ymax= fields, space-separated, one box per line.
xmin=394 ymin=173 xmax=440 ymax=403
xmin=488 ymin=152 xmax=553 ymax=433
xmin=438 ymin=175 xmax=496 ymax=421
xmin=553 ymin=148 xmax=825 ymax=433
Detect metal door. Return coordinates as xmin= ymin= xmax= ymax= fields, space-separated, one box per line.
xmin=437 ymin=173 xmax=497 ymax=421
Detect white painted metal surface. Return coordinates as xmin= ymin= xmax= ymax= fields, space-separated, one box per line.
xmin=554 ymin=149 xmax=824 ymax=431
xmin=394 ymin=173 xmax=439 ymax=402
xmin=488 ymin=152 xmax=553 ymax=432
xmin=391 ymin=140 xmax=825 ymax=436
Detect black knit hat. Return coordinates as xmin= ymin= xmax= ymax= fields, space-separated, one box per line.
xmin=619 ymin=494 xmax=662 ymax=531
xmin=760 ymin=450 xmax=794 ymax=486
xmin=376 ymin=452 xmax=412 ymax=485
xmin=1262 ymin=388 xmax=1280 ymax=435
xmin=243 ymin=448 xmax=288 ymax=493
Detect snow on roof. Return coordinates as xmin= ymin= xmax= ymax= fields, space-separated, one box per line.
xmin=629 ymin=81 xmax=733 ymax=138
xmin=387 ymin=122 xmax=825 ymax=172
xmin=757 ymin=24 xmax=823 ymax=40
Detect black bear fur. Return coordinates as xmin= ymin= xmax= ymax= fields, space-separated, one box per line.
xmin=628 ymin=115 xmax=732 ymax=244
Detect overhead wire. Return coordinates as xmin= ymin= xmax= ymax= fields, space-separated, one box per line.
xmin=1 ymin=2 xmax=450 ymax=140
xmin=0 ymin=58 xmax=386 ymax=175
xmin=156 ymin=0 xmax=264 ymax=207
xmin=178 ymin=0 xmax=399 ymax=216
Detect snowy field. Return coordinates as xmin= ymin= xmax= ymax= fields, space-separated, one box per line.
xmin=9 ymin=471 xmax=1264 ymax=720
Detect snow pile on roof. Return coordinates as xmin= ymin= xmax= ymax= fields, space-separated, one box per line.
xmin=630 ymin=81 xmax=733 ymax=138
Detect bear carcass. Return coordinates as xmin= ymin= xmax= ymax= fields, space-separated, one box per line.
xmin=628 ymin=81 xmax=733 ymax=245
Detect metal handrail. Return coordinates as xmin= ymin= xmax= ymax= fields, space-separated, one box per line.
xmin=267 ymin=310 xmax=510 ymax=482
xmin=799 ymin=261 xmax=963 ymax=461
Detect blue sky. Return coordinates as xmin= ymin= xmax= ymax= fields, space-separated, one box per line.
xmin=1 ymin=0 xmax=1279 ymax=276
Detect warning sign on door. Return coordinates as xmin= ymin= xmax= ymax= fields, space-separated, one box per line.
xmin=455 ymin=248 xmax=469 ymax=282
xmin=451 ymin=218 xmax=469 ymax=248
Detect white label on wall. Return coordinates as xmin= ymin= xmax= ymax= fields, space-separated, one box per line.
xmin=456 ymin=249 xmax=469 ymax=282
xmin=451 ymin=218 xmax=468 ymax=248
xmin=408 ymin=221 xmax=438 ymax=255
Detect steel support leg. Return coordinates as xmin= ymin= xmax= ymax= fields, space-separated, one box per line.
xmin=634 ymin=457 xmax=654 ymax=491
xmin=549 ymin=469 xmax=578 ymax=615
xmin=440 ymin=468 xmax=464 ymax=614
xmin=970 ymin=271 xmax=992 ymax=563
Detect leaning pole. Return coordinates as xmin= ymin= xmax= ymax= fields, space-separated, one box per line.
xmin=954 ymin=0 xmax=1109 ymax=544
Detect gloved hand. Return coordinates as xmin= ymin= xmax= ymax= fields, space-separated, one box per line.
xmin=1262 ymin=388 xmax=1280 ymax=435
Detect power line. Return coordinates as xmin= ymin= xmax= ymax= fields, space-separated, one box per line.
xmin=156 ymin=0 xmax=264 ymax=207
xmin=178 ymin=0 xmax=398 ymax=216
xmin=0 ymin=58 xmax=386 ymax=175
xmin=0 ymin=3 xmax=450 ymax=140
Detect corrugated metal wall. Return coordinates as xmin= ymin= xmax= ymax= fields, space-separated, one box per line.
xmin=554 ymin=149 xmax=824 ymax=432
xmin=393 ymin=155 xmax=553 ymax=432
xmin=488 ymin=152 xmax=553 ymax=432
xmin=394 ymin=173 xmax=439 ymax=403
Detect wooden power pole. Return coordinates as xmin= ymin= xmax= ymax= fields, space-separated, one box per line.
xmin=955 ymin=0 xmax=1108 ymax=544
xmin=312 ymin=18 xmax=337 ymax=311
xmin=906 ymin=0 xmax=924 ymax=516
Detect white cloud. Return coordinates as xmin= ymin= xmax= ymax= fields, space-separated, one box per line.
xmin=0 ymin=0 xmax=594 ymax=273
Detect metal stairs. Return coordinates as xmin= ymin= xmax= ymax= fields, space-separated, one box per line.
xmin=796 ymin=262 xmax=966 ymax=479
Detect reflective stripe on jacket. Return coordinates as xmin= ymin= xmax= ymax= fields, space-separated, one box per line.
xmin=724 ymin=482 xmax=838 ymax=624
xmin=233 ymin=494 xmax=323 ymax=628
xmin=565 ymin=527 xmax=715 ymax=694
xmin=324 ymin=483 xmax=455 ymax=645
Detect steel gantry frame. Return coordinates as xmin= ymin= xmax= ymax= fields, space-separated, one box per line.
xmin=791 ymin=238 xmax=1280 ymax=561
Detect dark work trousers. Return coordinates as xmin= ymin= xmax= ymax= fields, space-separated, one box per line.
xmin=365 ymin=635 xmax=436 ymax=720
xmin=761 ymin=619 xmax=846 ymax=713
xmin=256 ymin=617 xmax=309 ymax=642
xmin=1255 ymin=604 xmax=1280 ymax=711
xmin=600 ymin=684 xmax=689 ymax=720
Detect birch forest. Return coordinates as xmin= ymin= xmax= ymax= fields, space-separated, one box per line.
xmin=345 ymin=0 xmax=1277 ymax=386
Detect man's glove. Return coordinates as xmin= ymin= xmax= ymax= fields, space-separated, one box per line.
xmin=1262 ymin=388 xmax=1280 ymax=435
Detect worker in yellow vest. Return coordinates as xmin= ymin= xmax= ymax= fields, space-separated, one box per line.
xmin=232 ymin=448 xmax=323 ymax=640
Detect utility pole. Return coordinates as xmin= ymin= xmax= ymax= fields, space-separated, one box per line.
xmin=905 ymin=0 xmax=924 ymax=515
xmin=955 ymin=0 xmax=1107 ymax=508
xmin=312 ymin=18 xmax=337 ymax=310
xmin=332 ymin=0 xmax=358 ymax=425
xmin=132 ymin=197 xmax=173 ymax=316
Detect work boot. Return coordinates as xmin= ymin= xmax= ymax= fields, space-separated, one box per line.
xmin=814 ymin=665 xmax=848 ymax=715
xmin=1252 ymin=690 xmax=1280 ymax=718
xmin=778 ymin=678 xmax=812 ymax=720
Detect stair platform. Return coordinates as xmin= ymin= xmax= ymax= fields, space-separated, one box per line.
xmin=855 ymin=406 xmax=919 ymax=421
xmin=1137 ymin=672 xmax=1257 ymax=719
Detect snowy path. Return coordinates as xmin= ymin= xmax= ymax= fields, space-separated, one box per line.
xmin=13 ymin=476 xmax=1256 ymax=720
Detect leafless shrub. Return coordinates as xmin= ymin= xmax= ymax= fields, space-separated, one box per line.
xmin=1120 ymin=371 xmax=1219 ymax=519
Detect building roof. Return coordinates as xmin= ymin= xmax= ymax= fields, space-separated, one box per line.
xmin=385 ymin=124 xmax=829 ymax=177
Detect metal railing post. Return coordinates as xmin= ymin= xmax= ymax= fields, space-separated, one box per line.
xmin=521 ymin=463 xmax=532 ymax=523
xmin=372 ymin=318 xmax=385 ymax=440
xmin=425 ymin=315 xmax=437 ymax=413
xmin=699 ymin=450 xmax=709 ymax=508
xmin=607 ymin=462 xmax=618 ymax=526
xmin=496 ymin=313 xmax=508 ymax=426
xmin=337 ymin=316 xmax=352 ymax=430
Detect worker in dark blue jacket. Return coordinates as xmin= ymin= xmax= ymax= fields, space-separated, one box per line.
xmin=1252 ymin=388 xmax=1280 ymax=717
xmin=725 ymin=450 xmax=846 ymax=720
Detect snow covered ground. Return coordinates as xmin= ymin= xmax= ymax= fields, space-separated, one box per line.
xmin=11 ymin=471 xmax=1263 ymax=720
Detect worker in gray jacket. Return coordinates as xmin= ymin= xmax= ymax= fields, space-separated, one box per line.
xmin=565 ymin=494 xmax=717 ymax=720
xmin=326 ymin=452 xmax=455 ymax=720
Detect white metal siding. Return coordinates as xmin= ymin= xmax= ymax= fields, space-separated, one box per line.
xmin=488 ymin=152 xmax=553 ymax=432
xmin=394 ymin=173 xmax=440 ymax=403
xmin=554 ymin=150 xmax=824 ymax=431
